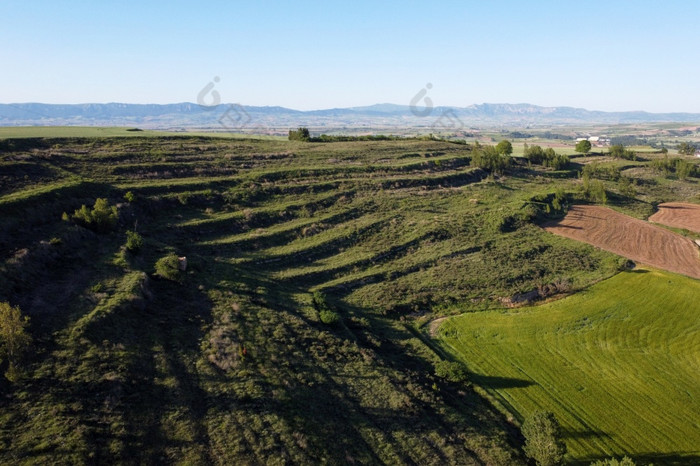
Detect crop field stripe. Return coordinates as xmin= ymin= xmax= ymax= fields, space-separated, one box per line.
xmin=435 ymin=268 xmax=700 ymax=461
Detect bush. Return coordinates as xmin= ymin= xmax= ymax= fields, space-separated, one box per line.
xmin=609 ymin=144 xmax=636 ymax=160
xmin=125 ymin=230 xmax=143 ymax=253
xmin=0 ymin=302 xmax=32 ymax=383
xmin=124 ymin=191 xmax=136 ymax=203
xmin=590 ymin=457 xmax=636 ymax=466
xmin=319 ymin=309 xmax=340 ymax=325
xmin=71 ymin=198 xmax=118 ymax=233
xmin=155 ymin=253 xmax=181 ymax=281
xmin=434 ymin=360 xmax=468 ymax=383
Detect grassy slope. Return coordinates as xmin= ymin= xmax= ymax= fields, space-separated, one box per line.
xmin=0 ymin=135 xmax=697 ymax=463
xmin=435 ymin=268 xmax=700 ymax=464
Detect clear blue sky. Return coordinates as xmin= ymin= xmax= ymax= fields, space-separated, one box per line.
xmin=2 ymin=0 xmax=699 ymax=112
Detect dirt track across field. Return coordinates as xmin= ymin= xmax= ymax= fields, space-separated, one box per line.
xmin=544 ymin=205 xmax=700 ymax=279
xmin=648 ymin=202 xmax=700 ymax=233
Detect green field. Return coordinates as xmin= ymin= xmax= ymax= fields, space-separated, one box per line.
xmin=435 ymin=268 xmax=700 ymax=464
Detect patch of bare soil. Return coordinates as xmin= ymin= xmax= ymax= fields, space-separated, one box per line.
xmin=648 ymin=202 xmax=700 ymax=233
xmin=543 ymin=205 xmax=700 ymax=280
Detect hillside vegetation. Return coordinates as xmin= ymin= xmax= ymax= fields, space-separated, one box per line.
xmin=0 ymin=135 xmax=698 ymax=464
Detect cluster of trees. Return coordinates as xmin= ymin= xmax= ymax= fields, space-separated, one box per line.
xmin=651 ymin=155 xmax=698 ymax=180
xmin=63 ymin=198 xmax=118 ymax=233
xmin=470 ymin=141 xmax=512 ymax=175
xmin=312 ymin=291 xmax=339 ymax=325
xmin=609 ymin=144 xmax=636 ymax=161
xmin=288 ymin=127 xmax=310 ymax=141
xmin=677 ymin=141 xmax=698 ymax=155
xmin=524 ymin=144 xmax=571 ymax=169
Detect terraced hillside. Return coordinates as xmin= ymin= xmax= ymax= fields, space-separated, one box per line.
xmin=0 ymin=135 xmax=695 ymax=464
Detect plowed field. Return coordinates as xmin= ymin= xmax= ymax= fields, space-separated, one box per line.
xmin=544 ymin=205 xmax=700 ymax=279
xmin=649 ymin=202 xmax=700 ymax=233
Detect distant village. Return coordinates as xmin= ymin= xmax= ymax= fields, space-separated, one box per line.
xmin=575 ymin=136 xmax=611 ymax=147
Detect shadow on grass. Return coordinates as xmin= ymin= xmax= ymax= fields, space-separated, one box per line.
xmin=470 ymin=374 xmax=534 ymax=389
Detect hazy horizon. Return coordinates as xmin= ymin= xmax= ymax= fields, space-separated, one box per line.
xmin=2 ymin=1 xmax=700 ymax=113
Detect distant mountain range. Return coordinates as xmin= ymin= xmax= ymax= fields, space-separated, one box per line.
xmin=2 ymin=102 xmax=700 ymax=131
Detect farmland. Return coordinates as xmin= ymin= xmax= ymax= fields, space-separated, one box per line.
xmin=434 ymin=268 xmax=700 ymax=464
xmin=543 ymin=205 xmax=700 ymax=279
xmin=0 ymin=133 xmax=698 ymax=464
xmin=649 ymin=202 xmax=700 ymax=233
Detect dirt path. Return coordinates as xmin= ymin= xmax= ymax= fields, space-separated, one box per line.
xmin=543 ymin=205 xmax=700 ymax=280
xmin=648 ymin=202 xmax=700 ymax=233
xmin=428 ymin=317 xmax=449 ymax=337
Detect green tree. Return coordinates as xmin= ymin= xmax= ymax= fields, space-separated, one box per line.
xmin=155 ymin=253 xmax=181 ymax=281
xmin=575 ymin=140 xmax=592 ymax=154
xmin=125 ymin=230 xmax=143 ymax=253
xmin=522 ymin=411 xmax=567 ymax=466
xmin=495 ymin=140 xmax=513 ymax=156
xmin=471 ymin=145 xmax=512 ymax=175
xmin=618 ymin=176 xmax=636 ymax=198
xmin=678 ymin=141 xmax=697 ymax=155
xmin=434 ymin=360 xmax=468 ymax=383
xmin=71 ymin=198 xmax=118 ymax=233
xmin=0 ymin=302 xmax=32 ymax=382
xmin=524 ymin=145 xmax=546 ymax=164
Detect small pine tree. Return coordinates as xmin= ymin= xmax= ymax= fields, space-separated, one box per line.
xmin=522 ymin=411 xmax=567 ymax=466
xmin=155 ymin=254 xmax=181 ymax=281
xmin=0 ymin=302 xmax=32 ymax=382
xmin=125 ymin=230 xmax=143 ymax=253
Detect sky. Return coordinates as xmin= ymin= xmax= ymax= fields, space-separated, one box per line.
xmin=2 ymin=0 xmax=699 ymax=113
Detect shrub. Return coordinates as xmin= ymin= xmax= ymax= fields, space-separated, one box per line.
xmin=434 ymin=360 xmax=468 ymax=382
xmin=125 ymin=230 xmax=143 ymax=253
xmin=319 ymin=309 xmax=340 ymax=325
xmin=71 ymin=198 xmax=118 ymax=233
xmin=155 ymin=253 xmax=181 ymax=281
xmin=124 ymin=191 xmax=136 ymax=203
xmin=590 ymin=457 xmax=636 ymax=466
xmin=609 ymin=144 xmax=636 ymax=160
xmin=313 ymin=291 xmax=340 ymax=324
xmin=0 ymin=302 xmax=32 ymax=383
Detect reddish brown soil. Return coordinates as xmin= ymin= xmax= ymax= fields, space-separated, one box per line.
xmin=544 ymin=205 xmax=700 ymax=279
xmin=648 ymin=202 xmax=700 ymax=234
